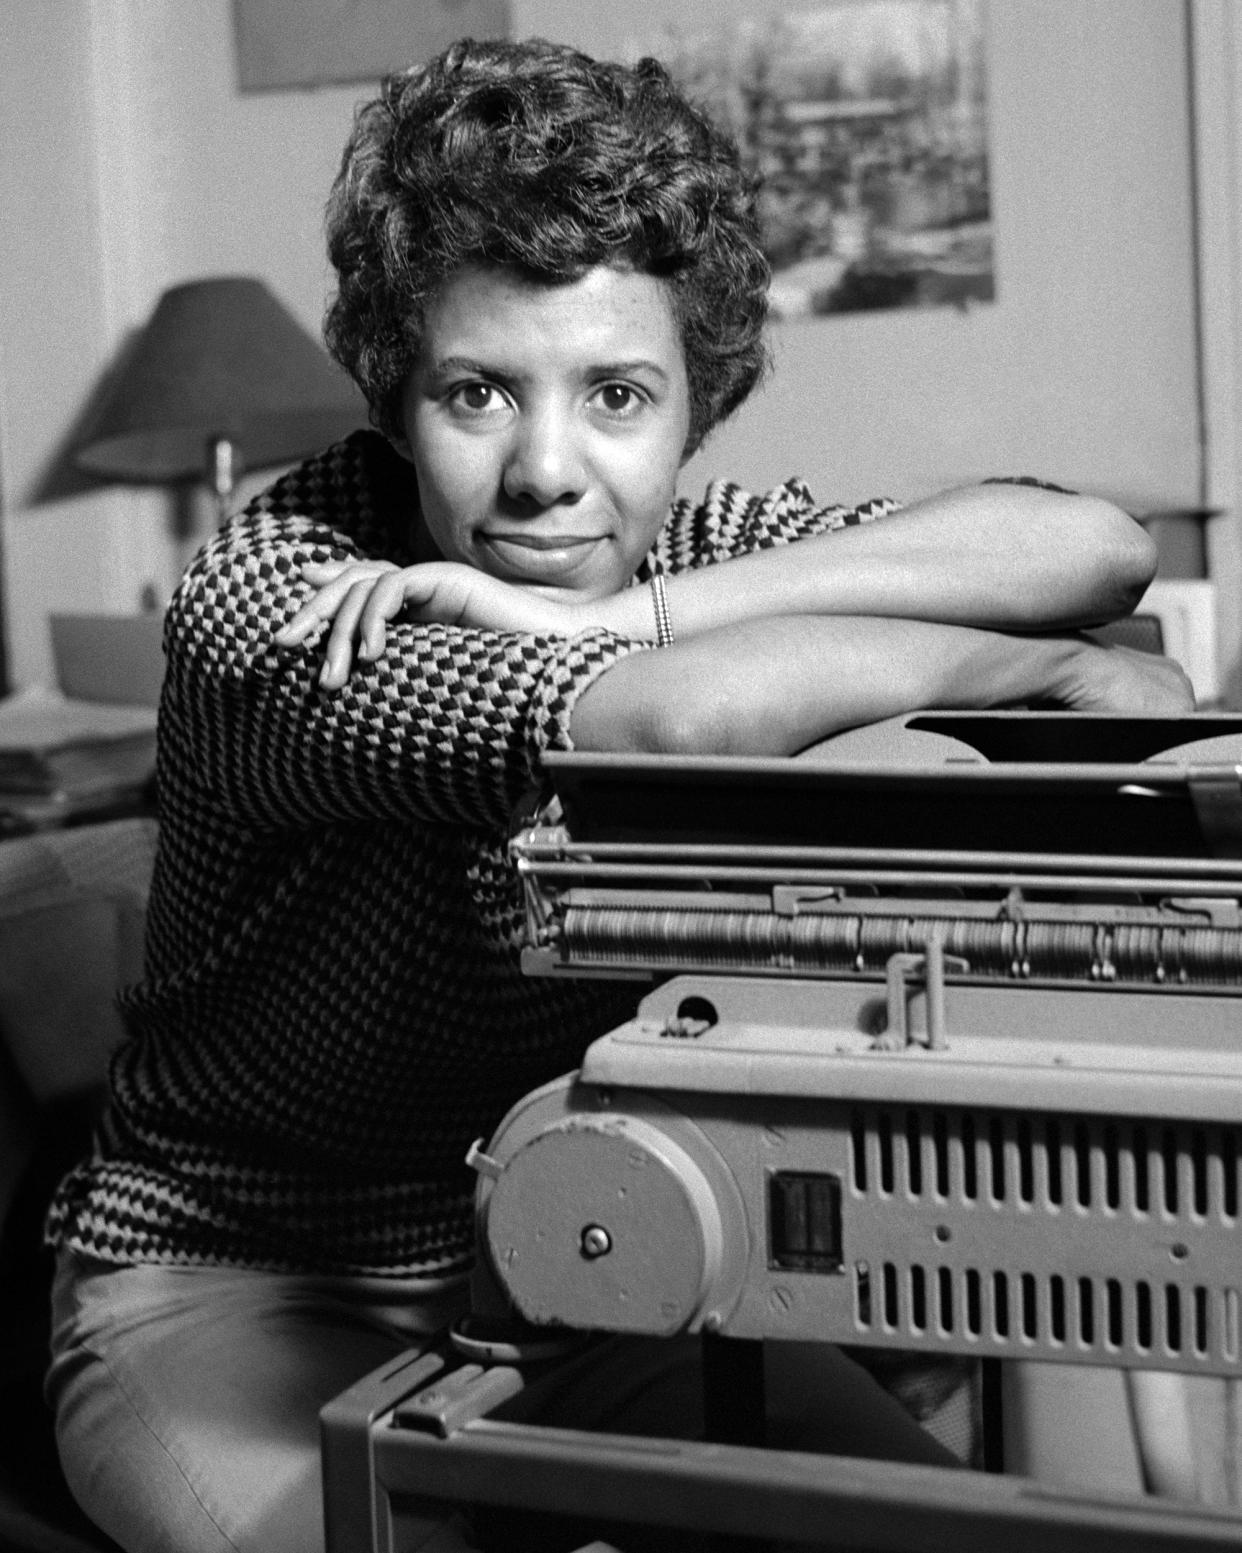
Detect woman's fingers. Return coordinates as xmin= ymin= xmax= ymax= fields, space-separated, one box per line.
xmin=319 ymin=577 xmax=383 ymax=688
xmin=301 ymin=560 xmax=353 ymax=582
xmin=277 ymin=561 xmax=362 ymax=643
xmin=275 ymin=591 xmax=337 ymax=646
xmin=277 ymin=558 xmax=563 ymax=683
xmin=357 ymin=571 xmax=419 ymax=660
xmin=275 ymin=560 xmax=397 ymax=654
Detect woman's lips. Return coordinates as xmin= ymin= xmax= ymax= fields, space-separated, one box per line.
xmin=481 ymin=532 xmax=603 ymax=582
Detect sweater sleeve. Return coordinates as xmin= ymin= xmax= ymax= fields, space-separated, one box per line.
xmin=649 ymin=477 xmax=900 ymax=575
xmin=160 ymin=438 xmax=649 ymax=833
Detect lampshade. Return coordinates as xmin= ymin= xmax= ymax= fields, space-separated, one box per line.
xmin=73 ymin=276 xmax=366 ymax=482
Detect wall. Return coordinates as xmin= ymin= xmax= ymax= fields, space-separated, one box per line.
xmin=533 ymin=0 xmax=1201 ymax=510
xmin=0 ymin=4 xmax=164 ymax=692
xmin=0 ymin=0 xmax=1202 ymax=689
xmin=1189 ymin=0 xmax=1242 ymax=703
xmin=0 ymin=1 xmax=366 ymax=689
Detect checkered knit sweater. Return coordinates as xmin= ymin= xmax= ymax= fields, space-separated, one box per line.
xmin=49 ymin=430 xmax=893 ymax=1277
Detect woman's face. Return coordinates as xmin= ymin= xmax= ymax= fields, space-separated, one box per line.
xmin=399 ymin=263 xmax=693 ymax=602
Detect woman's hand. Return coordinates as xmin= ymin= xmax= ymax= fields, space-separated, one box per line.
xmin=275 ymin=559 xmax=589 ymax=688
xmin=1052 ymin=638 xmax=1196 ymax=715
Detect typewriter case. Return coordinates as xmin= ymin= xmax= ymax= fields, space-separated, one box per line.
xmin=320 ymin=714 xmax=1242 ymax=1553
xmin=471 ymin=713 xmax=1242 ymax=1374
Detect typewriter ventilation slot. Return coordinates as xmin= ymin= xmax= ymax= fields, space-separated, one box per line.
xmin=855 ymin=1262 xmax=1226 ymax=1363
xmin=845 ymin=1102 xmax=1242 ymax=1371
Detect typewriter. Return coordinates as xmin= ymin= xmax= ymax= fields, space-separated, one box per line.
xmin=322 ymin=711 xmax=1242 ymax=1552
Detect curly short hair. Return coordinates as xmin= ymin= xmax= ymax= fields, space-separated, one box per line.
xmin=324 ymin=37 xmax=770 ymax=452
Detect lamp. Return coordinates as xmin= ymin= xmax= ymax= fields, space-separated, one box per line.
xmin=73 ymin=275 xmax=366 ymax=525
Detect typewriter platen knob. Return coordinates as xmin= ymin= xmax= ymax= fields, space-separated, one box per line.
xmin=480 ymin=1100 xmax=745 ymax=1336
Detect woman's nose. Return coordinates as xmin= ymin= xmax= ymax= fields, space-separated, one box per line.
xmin=502 ymin=406 xmax=587 ymax=507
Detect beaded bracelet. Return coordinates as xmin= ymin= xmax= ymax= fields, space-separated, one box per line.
xmin=649 ymin=570 xmax=674 ymax=647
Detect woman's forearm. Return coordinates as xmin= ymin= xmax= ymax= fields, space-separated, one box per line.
xmin=569 ymin=613 xmax=1192 ymax=756
xmin=587 ymin=486 xmax=1156 ymax=642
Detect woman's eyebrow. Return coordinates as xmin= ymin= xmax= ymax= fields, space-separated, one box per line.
xmin=426 ymin=355 xmax=493 ymax=378
xmin=590 ymin=359 xmax=671 ymax=382
xmin=426 ymin=354 xmax=672 ymax=384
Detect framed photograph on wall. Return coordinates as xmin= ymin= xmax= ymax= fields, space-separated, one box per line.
xmin=631 ymin=0 xmax=993 ymax=319
xmin=233 ymin=0 xmax=511 ymax=91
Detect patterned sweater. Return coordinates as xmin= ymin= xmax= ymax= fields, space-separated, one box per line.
xmin=48 ymin=430 xmax=892 ymax=1278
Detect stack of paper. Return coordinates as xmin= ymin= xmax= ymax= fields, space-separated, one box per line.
xmin=0 ymin=688 xmax=157 ymax=825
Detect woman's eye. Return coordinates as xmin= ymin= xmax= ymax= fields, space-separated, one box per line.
xmin=451 ymin=382 xmax=504 ymax=413
xmin=594 ymin=383 xmax=643 ymax=416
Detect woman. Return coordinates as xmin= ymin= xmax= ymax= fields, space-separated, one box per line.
xmin=46 ymin=36 xmax=1189 ymax=1553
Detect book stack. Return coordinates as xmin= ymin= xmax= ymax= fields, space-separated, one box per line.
xmin=0 ymin=688 xmax=157 ymax=832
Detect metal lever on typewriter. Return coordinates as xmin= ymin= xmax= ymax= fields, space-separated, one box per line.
xmin=880 ymin=930 xmax=968 ymax=1051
